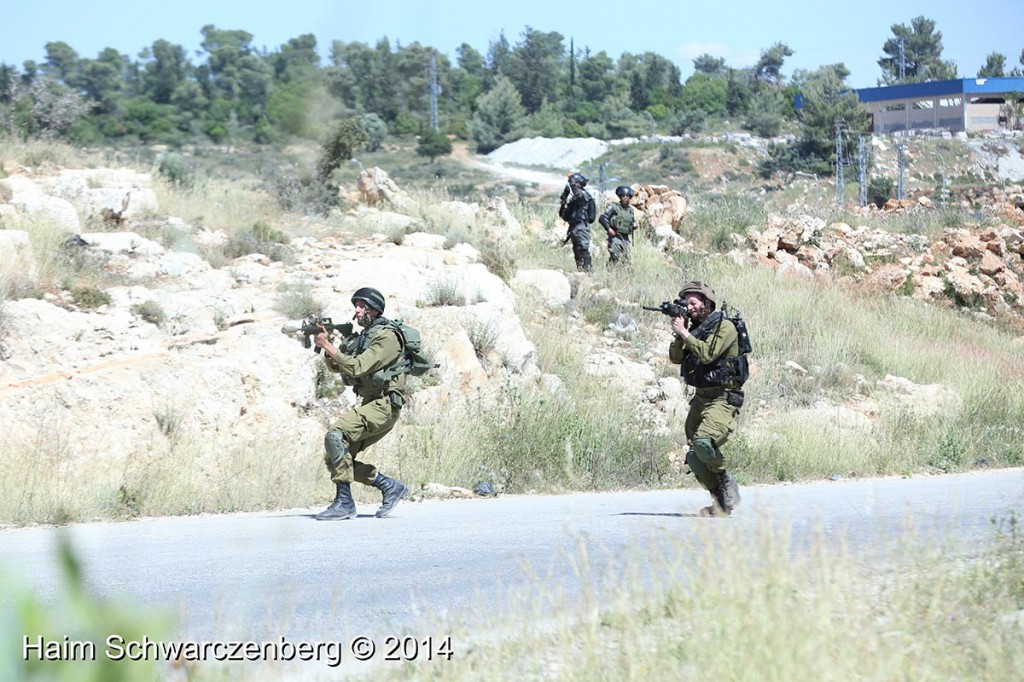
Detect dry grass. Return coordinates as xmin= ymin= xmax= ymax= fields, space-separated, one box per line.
xmin=151 ymin=173 xmax=284 ymax=238
xmin=342 ymin=517 xmax=1024 ymax=682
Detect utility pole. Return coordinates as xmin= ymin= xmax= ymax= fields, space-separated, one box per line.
xmin=570 ymin=38 xmax=576 ymax=87
xmin=835 ymin=121 xmax=846 ymax=208
xmin=931 ymin=152 xmax=948 ymax=209
xmin=898 ymin=36 xmax=906 ymax=81
xmin=896 ymin=141 xmax=907 ymax=200
xmin=429 ymin=54 xmax=440 ymax=133
xmin=857 ymin=135 xmax=869 ymax=207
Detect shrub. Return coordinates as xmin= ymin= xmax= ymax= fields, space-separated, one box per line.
xmin=423 ymin=277 xmax=467 ymax=307
xmin=465 ymin=317 xmax=499 ymax=359
xmin=317 ymin=117 xmax=369 ymax=180
xmin=416 ymin=129 xmax=453 ymax=162
xmin=868 ymin=175 xmax=894 ymax=208
xmin=314 ymin=362 xmax=347 ymax=399
xmin=267 ymin=172 xmax=336 ymax=216
xmin=686 ymin=194 xmax=766 ymax=252
xmin=274 ymin=279 xmax=324 ymax=320
xmin=473 ymin=385 xmax=671 ymax=491
xmin=478 ymin=238 xmax=517 ymax=283
xmin=70 ymin=286 xmax=111 ymax=309
xmin=155 ymin=153 xmax=197 ymax=189
xmin=130 ymin=300 xmax=166 ymax=326
xmin=223 ymin=220 xmax=292 ymax=262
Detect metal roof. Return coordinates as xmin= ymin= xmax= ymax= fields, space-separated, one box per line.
xmin=856 ymin=77 xmax=1024 ymax=103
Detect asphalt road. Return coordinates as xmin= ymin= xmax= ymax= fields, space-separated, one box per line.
xmin=2 ymin=470 xmax=1023 ymax=656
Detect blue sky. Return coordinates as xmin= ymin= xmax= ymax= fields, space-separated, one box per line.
xmin=2 ymin=0 xmax=1021 ymax=89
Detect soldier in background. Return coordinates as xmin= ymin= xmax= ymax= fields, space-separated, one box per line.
xmin=599 ymin=185 xmax=637 ymax=265
xmin=668 ymin=281 xmax=748 ymax=517
xmin=558 ymin=172 xmax=597 ymax=272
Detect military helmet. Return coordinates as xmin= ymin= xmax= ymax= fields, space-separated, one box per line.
xmin=678 ymin=280 xmax=717 ymax=309
xmin=615 ymin=185 xmax=634 ymax=199
xmin=351 ymin=286 xmax=386 ymax=313
xmin=569 ymin=172 xmax=588 ymax=187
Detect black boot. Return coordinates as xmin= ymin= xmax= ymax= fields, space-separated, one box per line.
xmin=718 ymin=470 xmax=740 ymax=512
xmin=702 ymin=470 xmax=741 ymax=517
xmin=699 ymin=486 xmax=729 ymax=517
xmin=315 ymin=482 xmax=356 ymax=521
xmin=371 ymin=473 xmax=409 ymax=518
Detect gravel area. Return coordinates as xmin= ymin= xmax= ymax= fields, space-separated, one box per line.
xmin=968 ymin=138 xmax=1024 ymax=181
xmin=487 ymin=136 xmax=610 ymax=169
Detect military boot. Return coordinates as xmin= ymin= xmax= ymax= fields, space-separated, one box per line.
xmin=699 ymin=471 xmax=740 ymax=517
xmin=698 ymin=488 xmax=729 ymax=517
xmin=371 ymin=473 xmax=409 ymax=518
xmin=315 ymin=482 xmax=356 ymax=521
xmin=717 ymin=470 xmax=741 ymax=513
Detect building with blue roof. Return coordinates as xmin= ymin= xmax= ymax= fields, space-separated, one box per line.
xmin=857 ymin=77 xmax=1024 ymax=134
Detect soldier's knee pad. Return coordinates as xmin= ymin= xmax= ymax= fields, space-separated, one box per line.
xmin=684 ymin=447 xmax=702 ymax=470
xmin=691 ymin=436 xmax=716 ymax=465
xmin=324 ymin=430 xmax=349 ymax=468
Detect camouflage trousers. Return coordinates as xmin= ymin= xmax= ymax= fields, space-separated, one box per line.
xmin=684 ymin=389 xmax=741 ymax=492
xmin=325 ymin=395 xmax=400 ymax=485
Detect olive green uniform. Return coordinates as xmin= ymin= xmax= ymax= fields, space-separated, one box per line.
xmin=323 ymin=318 xmax=407 ymax=485
xmin=669 ymin=317 xmax=742 ymax=495
xmin=598 ymin=203 xmax=636 ymax=264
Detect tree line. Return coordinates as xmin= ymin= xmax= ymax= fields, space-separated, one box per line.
xmin=1 ymin=17 xmax=1021 ymax=174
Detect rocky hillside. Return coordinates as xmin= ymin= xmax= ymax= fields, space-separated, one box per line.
xmin=736 ymin=186 xmax=1024 ymax=318
xmin=2 ymin=154 xmax=1022 ymax=523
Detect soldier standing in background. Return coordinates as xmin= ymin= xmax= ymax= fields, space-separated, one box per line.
xmin=558 ymin=172 xmax=597 ymax=272
xmin=599 ymin=185 xmax=637 ymax=265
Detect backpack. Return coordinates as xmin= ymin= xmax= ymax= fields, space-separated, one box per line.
xmin=722 ymin=304 xmax=753 ymax=356
xmin=385 ymin=319 xmax=438 ymax=377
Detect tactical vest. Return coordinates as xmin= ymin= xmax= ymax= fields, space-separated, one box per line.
xmin=606 ymin=204 xmax=635 ymax=236
xmin=560 ymin=190 xmax=596 ymax=224
xmin=341 ymin=317 xmax=408 ymax=396
xmin=680 ymin=312 xmax=750 ymax=389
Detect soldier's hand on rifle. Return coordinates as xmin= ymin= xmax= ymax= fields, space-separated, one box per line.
xmin=671 ymin=316 xmax=690 ymax=339
xmin=313 ymin=331 xmax=338 ymax=357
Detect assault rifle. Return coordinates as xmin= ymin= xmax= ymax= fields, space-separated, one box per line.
xmin=642 ymin=299 xmax=687 ymax=318
xmin=281 ymin=316 xmax=354 ymax=354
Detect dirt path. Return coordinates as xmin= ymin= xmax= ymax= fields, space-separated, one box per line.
xmin=452 ymin=142 xmax=568 ymax=191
